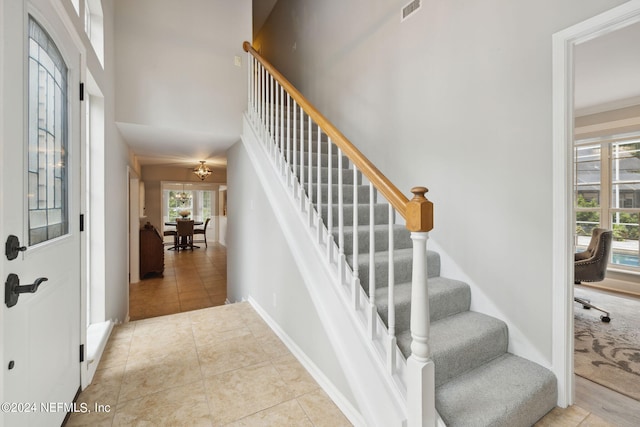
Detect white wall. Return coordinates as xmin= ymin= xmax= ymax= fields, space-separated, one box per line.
xmin=226 ymin=141 xmax=357 ymax=409
xmin=114 ymin=0 xmax=251 ymax=159
xmin=255 ymin=0 xmax=628 ymax=364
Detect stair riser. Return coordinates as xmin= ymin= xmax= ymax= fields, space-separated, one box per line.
xmin=376 ymin=279 xmax=472 ymax=335
xmin=309 ymin=184 xmax=371 ymax=205
xmin=350 ymin=250 xmax=441 ymax=292
xmin=431 ymin=318 xmax=508 ymax=387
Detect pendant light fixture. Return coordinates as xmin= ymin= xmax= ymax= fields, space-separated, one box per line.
xmin=193 ymin=161 xmax=212 ymax=181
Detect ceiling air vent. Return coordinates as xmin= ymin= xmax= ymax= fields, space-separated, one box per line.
xmin=401 ymin=0 xmax=421 ymax=22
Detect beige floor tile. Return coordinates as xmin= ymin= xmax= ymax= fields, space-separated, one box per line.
xmin=204 ymin=362 xmax=294 ymax=425
xmin=197 ymin=334 xmax=269 ymax=378
xmin=66 ymin=408 xmax=115 ymax=427
xmin=256 ymin=332 xmax=290 ymax=359
xmin=98 ymin=339 xmax=131 ymax=369
xmin=127 ymin=329 xmax=196 ymax=363
xmin=190 ymin=304 xmax=246 ymax=332
xmin=297 ymin=389 xmax=352 ymax=427
xmin=191 ymin=323 xmax=252 ymax=349
xmin=226 ymin=399 xmax=313 ymax=427
xmin=118 ymin=351 xmax=201 ymax=403
xmin=110 ymin=323 xmax=135 ymax=342
xmin=113 ymin=381 xmax=212 ymax=427
xmin=271 ymin=354 xmax=319 ymax=397
xmin=77 ymin=365 xmax=125 ymax=408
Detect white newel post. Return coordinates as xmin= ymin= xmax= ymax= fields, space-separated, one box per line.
xmin=407 ymin=231 xmax=435 ymax=427
xmin=405 ymin=186 xmax=435 ymax=427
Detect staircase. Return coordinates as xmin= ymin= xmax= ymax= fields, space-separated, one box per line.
xmin=244 ymin=42 xmax=557 ymax=426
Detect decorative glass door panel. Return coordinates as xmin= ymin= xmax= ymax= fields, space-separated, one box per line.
xmin=28 ymin=17 xmax=69 ymax=245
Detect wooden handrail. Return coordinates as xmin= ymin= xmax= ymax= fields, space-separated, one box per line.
xmin=243 ymin=41 xmax=433 ymax=232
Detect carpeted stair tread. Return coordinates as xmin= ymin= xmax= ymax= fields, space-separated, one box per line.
xmin=336 ymin=224 xmax=412 ymax=254
xmin=435 ymin=353 xmax=557 ymax=427
xmin=376 ymin=277 xmax=471 ymax=332
xmin=430 ymin=311 xmax=508 ymax=386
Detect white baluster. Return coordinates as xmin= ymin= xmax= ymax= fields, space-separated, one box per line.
xmin=327 ymin=138 xmax=333 ymax=260
xmin=317 ymin=125 xmax=323 ymax=244
xmin=299 ymin=106 xmax=305 ymax=211
xmin=260 ymin=65 xmax=264 ymax=139
xmin=407 ymin=230 xmax=435 ymax=427
xmin=273 ymin=79 xmax=282 ymax=160
xmin=387 ymin=204 xmax=396 ymax=374
xmin=280 ymin=85 xmax=285 ymax=175
xmin=368 ymin=183 xmax=376 ymax=339
xmin=338 ymin=148 xmax=345 ymax=286
xmin=352 ymin=167 xmax=360 ymax=310
xmin=247 ymin=52 xmax=251 ymax=119
xmin=292 ymin=98 xmax=297 ymax=195
xmin=269 ymin=76 xmax=274 ymax=154
xmin=307 ymin=118 xmax=313 ymax=227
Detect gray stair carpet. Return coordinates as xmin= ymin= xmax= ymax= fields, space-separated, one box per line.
xmin=277 ymin=108 xmax=557 ymax=426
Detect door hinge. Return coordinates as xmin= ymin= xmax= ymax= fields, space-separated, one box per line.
xmin=80 ymin=214 xmax=85 ymax=232
xmin=79 ymin=344 xmax=85 ymax=363
xmin=79 ymin=82 xmax=84 ymax=101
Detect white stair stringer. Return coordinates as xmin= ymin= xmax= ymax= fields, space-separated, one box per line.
xmin=241 ymin=114 xmax=408 ymax=427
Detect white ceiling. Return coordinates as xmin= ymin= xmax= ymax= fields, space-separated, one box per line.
xmin=574 ymin=21 xmax=640 ymax=115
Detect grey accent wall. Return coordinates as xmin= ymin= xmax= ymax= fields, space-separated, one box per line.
xmin=254 ymin=0 xmax=628 ymax=362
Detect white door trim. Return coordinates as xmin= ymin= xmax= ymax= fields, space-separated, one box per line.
xmin=552 ymin=0 xmax=640 ymax=407
xmin=0 ymin=0 xmax=6 ymax=410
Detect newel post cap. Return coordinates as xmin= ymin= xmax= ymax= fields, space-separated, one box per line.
xmin=406 ymin=187 xmax=433 ymax=232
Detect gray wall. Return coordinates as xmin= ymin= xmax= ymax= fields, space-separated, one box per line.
xmin=226 ymin=141 xmax=357 ymax=408
xmin=254 ymin=0 xmax=628 ymax=362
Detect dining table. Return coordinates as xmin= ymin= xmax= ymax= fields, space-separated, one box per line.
xmin=164 ymin=220 xmax=203 ymax=250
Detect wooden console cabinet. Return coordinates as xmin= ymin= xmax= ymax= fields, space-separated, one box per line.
xmin=140 ymin=223 xmax=164 ymax=278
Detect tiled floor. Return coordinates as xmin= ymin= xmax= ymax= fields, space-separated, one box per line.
xmin=129 ymin=242 xmax=228 ymax=320
xmin=81 ymin=243 xmax=634 ymax=426
xmin=67 ymin=302 xmax=352 ymax=426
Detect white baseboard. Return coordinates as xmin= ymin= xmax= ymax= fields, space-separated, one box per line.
xmin=248 ymin=297 xmax=367 ymax=427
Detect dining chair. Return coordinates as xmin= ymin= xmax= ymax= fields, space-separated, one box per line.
xmin=176 ymin=219 xmax=195 ymax=251
xmin=193 ymin=218 xmax=210 ymax=248
xmin=163 ymin=228 xmax=178 ymax=250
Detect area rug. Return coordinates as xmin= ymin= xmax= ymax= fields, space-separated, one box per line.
xmin=574 ymin=286 xmax=640 ymax=401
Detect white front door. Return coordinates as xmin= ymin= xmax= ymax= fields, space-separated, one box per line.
xmin=2 ymin=1 xmax=82 ymax=426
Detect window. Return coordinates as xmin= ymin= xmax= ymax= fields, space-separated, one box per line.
xmin=575 ymin=137 xmax=640 ymax=269
xmin=163 ymin=186 xmax=214 ymax=223
xmin=84 ymin=0 xmax=104 ymax=67
xmin=28 ymin=16 xmax=69 ymax=246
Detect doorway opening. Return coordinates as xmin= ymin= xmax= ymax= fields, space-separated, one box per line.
xmin=552 ymin=0 xmax=640 ymax=409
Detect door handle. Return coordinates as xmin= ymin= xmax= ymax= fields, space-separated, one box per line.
xmin=5 ymin=274 xmax=48 ymax=308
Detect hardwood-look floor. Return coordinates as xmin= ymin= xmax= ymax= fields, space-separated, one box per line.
xmin=128 ymin=244 xmax=640 ymax=425
xmin=129 ymin=242 xmax=227 ymax=321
